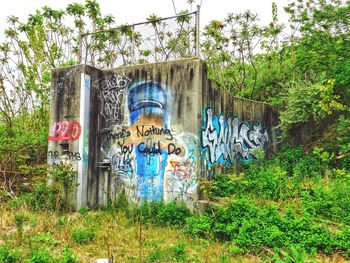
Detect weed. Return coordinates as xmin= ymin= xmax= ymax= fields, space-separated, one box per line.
xmin=71 ymin=227 xmax=96 ymax=244
xmin=0 ymin=244 xmax=20 ymax=263
xmin=14 ymin=213 xmax=26 ymax=243
xmin=29 ymin=247 xmax=53 ymax=263
xmin=59 ymin=246 xmax=77 ymax=263
xmin=78 ymin=206 xmax=90 ymax=216
xmin=274 ymin=245 xmax=308 ymax=263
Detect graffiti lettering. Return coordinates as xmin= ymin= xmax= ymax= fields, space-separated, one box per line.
xmin=48 ymin=121 xmax=81 ymax=141
xmin=167 ymin=161 xmax=195 ymax=180
xmin=136 ymin=125 xmax=173 ymax=140
xmin=138 ymin=140 xmax=161 ymax=155
xmin=104 ymin=129 xmax=131 ymax=142
xmin=201 ymin=108 xmax=268 ymax=165
xmin=52 ymin=161 xmax=64 ymax=166
xmin=48 ymin=151 xmax=81 ymax=161
xmin=100 ymin=74 xmax=130 ymax=121
xmin=111 ymin=152 xmax=133 ymax=176
xmin=167 ymin=143 xmax=181 ymax=155
xmin=118 ymin=141 xmax=133 ymax=154
xmin=48 ymin=151 xmax=60 ymax=159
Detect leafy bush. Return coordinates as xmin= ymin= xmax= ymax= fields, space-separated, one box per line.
xmin=210 ymin=173 xmax=236 ymax=197
xmin=78 ymin=206 xmax=90 ymax=216
xmin=183 ymin=146 xmax=350 ymax=256
xmin=185 ymin=215 xmax=213 ymax=238
xmin=147 ymin=242 xmax=188 ymax=262
xmin=279 ymin=80 xmax=345 ymax=135
xmin=58 ymin=246 xmax=77 ymax=263
xmin=12 ymin=164 xmax=77 ymax=212
xmin=274 ymin=245 xmax=308 ymax=263
xmin=137 ymin=201 xmax=190 ymax=227
xmin=29 ymin=247 xmax=53 ymax=263
xmin=30 ymin=232 xmax=60 ymax=246
xmin=0 ymin=244 xmax=20 ymax=263
xmin=12 ymin=183 xmax=58 ymax=211
xmin=71 ymin=227 xmax=96 ymax=244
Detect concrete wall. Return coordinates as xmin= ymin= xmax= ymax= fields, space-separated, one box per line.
xmin=199 ymin=63 xmax=282 ymax=179
xmin=48 ymin=58 xmax=281 ymax=209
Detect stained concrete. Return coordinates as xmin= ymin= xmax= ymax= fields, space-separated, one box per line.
xmin=48 ymin=58 xmax=282 ymax=209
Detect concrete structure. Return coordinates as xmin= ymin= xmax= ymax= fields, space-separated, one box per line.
xmin=48 ymin=58 xmax=281 ymax=209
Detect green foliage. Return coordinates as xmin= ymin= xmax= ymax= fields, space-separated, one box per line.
xmin=71 ymin=227 xmax=96 ymax=244
xmin=147 ymin=242 xmax=188 ymax=262
xmin=12 ymin=183 xmax=59 ymax=212
xmin=274 ymin=245 xmax=308 ymax=263
xmin=29 ymin=247 xmax=53 ymax=263
xmin=280 ymin=80 xmax=345 ymax=134
xmin=59 ymin=246 xmax=77 ymax=263
xmin=11 ymin=164 xmax=77 ymax=212
xmin=137 ymin=201 xmax=191 ymax=227
xmin=78 ymin=206 xmax=90 ymax=216
xmin=209 ymin=173 xmax=236 ymax=198
xmin=30 ymin=232 xmax=60 ymax=246
xmin=48 ymin=165 xmax=76 ymax=193
xmin=0 ymin=244 xmax=20 ymax=263
xmin=336 ymin=113 xmax=350 ymax=157
xmin=14 ymin=213 xmax=26 ymax=243
xmin=185 ymin=146 xmax=350 ymax=258
xmin=185 ymin=215 xmax=213 ymax=238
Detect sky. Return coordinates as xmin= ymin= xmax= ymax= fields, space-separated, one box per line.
xmin=0 ymin=0 xmax=290 ymax=41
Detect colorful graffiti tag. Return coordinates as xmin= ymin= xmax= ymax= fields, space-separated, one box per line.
xmin=48 ymin=120 xmax=82 ymax=141
xmin=201 ymin=107 xmax=269 ymax=166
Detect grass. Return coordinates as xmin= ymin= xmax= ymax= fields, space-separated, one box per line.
xmin=0 ymin=207 xmax=348 ymax=262
xmin=0 ymin=208 xmax=247 ymax=262
xmin=1 ymin=147 xmax=350 ymax=262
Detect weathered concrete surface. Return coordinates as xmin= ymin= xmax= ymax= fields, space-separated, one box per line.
xmin=48 ymin=58 xmax=282 ymax=209
xmin=199 ymin=62 xmax=282 ymax=179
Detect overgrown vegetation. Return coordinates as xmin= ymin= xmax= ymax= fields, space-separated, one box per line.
xmin=1 ymin=147 xmax=349 ymax=261
xmin=1 ymin=0 xmax=350 ymax=262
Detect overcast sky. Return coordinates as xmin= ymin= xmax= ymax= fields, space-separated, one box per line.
xmin=0 ymin=0 xmax=290 ymax=41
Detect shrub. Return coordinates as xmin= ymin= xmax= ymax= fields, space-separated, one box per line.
xmin=30 ymin=232 xmax=60 ymax=246
xmin=59 ymin=246 xmax=77 ymax=263
xmin=12 ymin=183 xmax=58 ymax=212
xmin=78 ymin=206 xmax=90 ymax=216
xmin=185 ymin=215 xmax=213 ymax=238
xmin=14 ymin=213 xmax=26 ymax=243
xmin=29 ymin=247 xmax=53 ymax=263
xmin=138 ymin=201 xmax=190 ymax=227
xmin=0 ymin=244 xmax=20 ymax=263
xmin=147 ymin=242 xmax=188 ymax=262
xmin=71 ymin=227 xmax=96 ymax=244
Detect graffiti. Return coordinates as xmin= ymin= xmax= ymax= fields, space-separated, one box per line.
xmin=104 ymin=129 xmax=131 ymax=142
xmin=48 ymin=121 xmax=82 ymax=141
xmin=136 ymin=140 xmax=181 ymax=156
xmin=111 ymin=152 xmax=133 ymax=177
xmin=169 ymin=161 xmax=194 ymax=177
xmin=201 ymin=107 xmax=269 ymax=165
xmin=48 ymin=151 xmax=81 ymax=161
xmin=100 ymin=74 xmax=131 ymax=121
xmin=165 ymin=134 xmax=198 ymax=203
xmin=99 ymin=81 xmax=198 ymax=204
xmin=128 ymin=82 xmax=169 ymax=201
xmin=136 ymin=125 xmax=173 ymax=140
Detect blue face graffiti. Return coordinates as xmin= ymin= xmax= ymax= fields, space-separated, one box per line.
xmin=128 ymin=82 xmax=169 ymax=201
xmin=201 ymin=107 xmax=269 ymax=166
xmin=99 ymin=77 xmax=198 ymax=205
